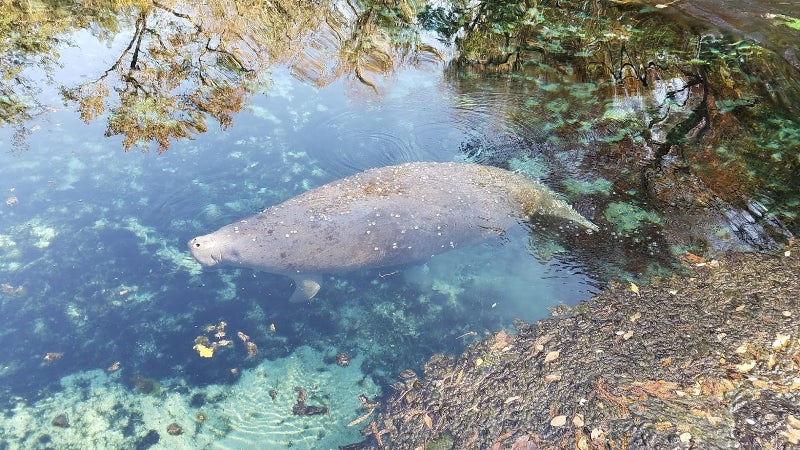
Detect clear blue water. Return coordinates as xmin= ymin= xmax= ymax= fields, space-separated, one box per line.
xmin=0 ymin=30 xmax=600 ymax=448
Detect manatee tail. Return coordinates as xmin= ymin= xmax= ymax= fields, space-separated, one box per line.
xmin=511 ymin=177 xmax=598 ymax=231
xmin=546 ymin=197 xmax=599 ymax=231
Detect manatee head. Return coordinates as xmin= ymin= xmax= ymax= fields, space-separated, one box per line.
xmin=188 ymin=234 xmax=223 ymax=267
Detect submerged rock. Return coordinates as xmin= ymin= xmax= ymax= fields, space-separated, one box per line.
xmin=166 ymin=423 xmax=183 ymax=436
xmin=292 ymin=385 xmax=328 ymax=416
xmin=374 ymin=248 xmax=800 ymax=448
xmin=51 ymin=414 xmax=69 ymax=428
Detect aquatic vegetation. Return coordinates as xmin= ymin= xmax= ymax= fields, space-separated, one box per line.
xmin=431 ymin=279 xmax=464 ymax=306
xmin=603 ymin=201 xmax=662 ymax=234
xmin=772 ymin=14 xmax=800 ymax=31
xmin=133 ymin=374 xmax=161 ymax=395
xmin=156 ymin=245 xmax=203 ymax=276
xmin=29 ymin=222 xmax=58 ymax=248
xmin=563 ymin=177 xmax=613 ymax=196
xmin=508 ymin=155 xmax=550 ymax=179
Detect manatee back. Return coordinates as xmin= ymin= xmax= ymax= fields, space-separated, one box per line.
xmin=191 ymin=162 xmax=595 ymax=275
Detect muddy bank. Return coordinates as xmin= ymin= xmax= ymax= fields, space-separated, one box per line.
xmin=355 ymin=247 xmax=800 ymax=449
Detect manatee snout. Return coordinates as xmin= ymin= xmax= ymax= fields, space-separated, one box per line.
xmin=188 ymin=236 xmax=221 ymax=267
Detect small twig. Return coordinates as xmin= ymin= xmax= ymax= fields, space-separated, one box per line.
xmin=347 ymin=407 xmax=376 ymax=427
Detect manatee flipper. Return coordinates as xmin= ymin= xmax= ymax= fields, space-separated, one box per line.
xmin=288 ymin=275 xmax=322 ymax=303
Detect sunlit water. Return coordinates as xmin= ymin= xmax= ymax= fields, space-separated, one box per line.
xmin=0 ymin=31 xmax=602 ymax=449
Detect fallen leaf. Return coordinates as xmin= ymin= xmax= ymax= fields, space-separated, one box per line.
xmin=423 ymin=413 xmax=433 ymax=429
xmin=491 ymin=330 xmax=513 ymax=351
xmin=629 ymin=282 xmax=640 ymax=296
xmin=655 ymin=421 xmax=672 ymax=431
xmin=590 ymin=427 xmax=605 ymax=440
xmin=623 ymin=330 xmax=634 ymax=340
xmin=679 ymin=432 xmax=692 ymax=442
xmin=706 ymin=414 xmax=723 ymax=426
xmin=772 ymin=333 xmax=791 ymax=349
xmin=735 ymin=360 xmax=757 ymax=373
xmin=573 ymin=414 xmax=585 ymax=427
xmin=531 ymin=334 xmax=552 ymax=356
xmin=544 ymin=373 xmax=562 ymax=383
xmin=550 ymin=415 xmax=567 ymax=427
xmin=629 ymin=311 xmax=642 ymax=322
xmin=544 ymin=350 xmax=560 ymax=363
xmin=684 ymin=252 xmax=706 ymax=264
xmin=510 ymin=435 xmax=536 ymax=450
xmin=784 ymin=427 xmax=800 ymax=445
xmin=193 ymin=344 xmax=214 ymax=358
xmin=690 ymin=409 xmax=705 ymax=418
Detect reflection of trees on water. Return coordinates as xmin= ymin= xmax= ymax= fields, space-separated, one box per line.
xmin=1 ymin=0 xmax=438 ymax=151
xmin=1 ymin=0 xmax=798 ymax=166
xmin=428 ymin=0 xmax=800 ymax=238
xmin=0 ymin=0 xmax=116 ymax=150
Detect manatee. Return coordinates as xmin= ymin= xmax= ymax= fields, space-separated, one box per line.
xmin=188 ymin=162 xmax=597 ymax=302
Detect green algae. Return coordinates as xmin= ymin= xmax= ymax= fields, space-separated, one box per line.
xmin=603 ymin=201 xmax=662 ymax=233
xmin=508 ymin=155 xmax=550 ymax=180
xmin=563 ymin=177 xmax=613 ymax=196
xmin=773 ymin=14 xmax=800 ymax=31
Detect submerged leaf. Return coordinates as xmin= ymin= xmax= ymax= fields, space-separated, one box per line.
xmin=193 ymin=343 xmax=214 ymax=358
